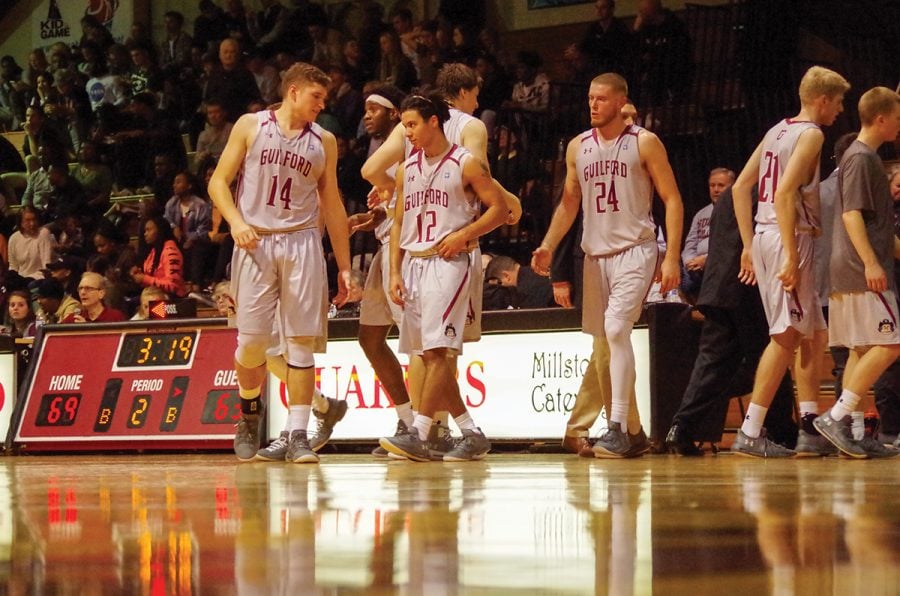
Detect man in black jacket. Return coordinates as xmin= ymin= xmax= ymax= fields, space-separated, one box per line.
xmin=665 ymin=187 xmax=798 ymax=454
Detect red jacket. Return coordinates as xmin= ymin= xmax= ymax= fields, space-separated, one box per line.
xmin=143 ymin=240 xmax=187 ymax=297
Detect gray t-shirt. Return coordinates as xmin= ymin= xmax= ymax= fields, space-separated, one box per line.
xmin=830 ymin=141 xmax=895 ymax=293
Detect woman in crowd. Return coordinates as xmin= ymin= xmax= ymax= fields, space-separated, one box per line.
xmin=1 ymin=290 xmax=36 ymax=338
xmin=130 ymin=214 xmax=186 ymax=298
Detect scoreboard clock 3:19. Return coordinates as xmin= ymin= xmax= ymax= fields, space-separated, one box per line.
xmin=6 ymin=319 xmax=258 ymax=452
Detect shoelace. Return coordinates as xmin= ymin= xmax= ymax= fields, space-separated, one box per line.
xmin=267 ymin=435 xmax=288 ymax=450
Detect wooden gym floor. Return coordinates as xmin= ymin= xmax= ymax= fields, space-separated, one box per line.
xmin=1 ymin=453 xmax=899 ymax=594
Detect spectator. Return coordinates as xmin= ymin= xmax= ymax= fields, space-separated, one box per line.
xmin=566 ymin=0 xmax=634 ymax=79
xmin=72 ymin=140 xmax=113 ymax=215
xmin=507 ymin=51 xmax=549 ymax=112
xmin=196 ymin=100 xmax=233 ymax=162
xmin=112 ymin=94 xmax=185 ymax=191
xmin=475 ymin=53 xmax=511 ymax=126
xmin=194 ymin=0 xmax=229 ymax=52
xmin=0 ymin=55 xmax=27 ymax=130
xmin=24 ymin=49 xmax=49 ymax=90
xmin=325 ymin=64 xmax=362 ymax=137
xmin=62 ymin=272 xmax=126 ymax=323
xmin=246 ymin=50 xmax=280 ymax=105
xmin=53 ymin=70 xmax=92 ymax=152
xmin=1 ymin=290 xmax=36 ymax=338
xmin=211 ymin=280 xmax=235 ymax=316
xmin=45 ymin=164 xmax=89 ymax=224
xmin=484 ymin=255 xmax=555 ymax=308
xmin=377 ymin=30 xmax=418 ymax=93
xmin=8 ymin=206 xmax=54 ymax=280
xmin=128 ymin=44 xmax=162 ymax=95
xmin=340 ymin=39 xmax=370 ymax=89
xmin=307 ymin=13 xmax=344 ymax=66
xmin=85 ymin=62 xmax=129 ymax=112
xmin=150 ymin=152 xmax=180 ymax=204
xmin=632 ymin=0 xmax=693 ymax=104
xmin=88 ymin=223 xmax=139 ymax=312
xmin=77 ymin=41 xmax=105 ymax=78
xmin=223 ymin=0 xmax=251 ymax=46
xmin=412 ymin=19 xmax=443 ymax=88
xmin=681 ymin=167 xmax=735 ymax=300
xmin=131 ymin=215 xmax=187 ymax=297
xmin=106 ymin=44 xmax=132 ymax=77
xmin=22 ymin=104 xmax=70 ymax=164
xmin=79 ymin=15 xmax=115 ymax=52
xmin=159 ymin=11 xmax=194 ymax=74
xmin=22 ymin=144 xmax=67 ymax=212
xmin=204 ymin=38 xmax=261 ymax=122
xmin=42 ymin=255 xmax=84 ymax=297
xmin=448 ymin=24 xmax=479 ymax=66
xmin=164 ymin=171 xmax=212 ymax=291
xmin=131 ymin=285 xmax=169 ymax=320
xmin=31 ymin=278 xmax=79 ymax=323
xmin=125 ymin=23 xmax=157 ymax=59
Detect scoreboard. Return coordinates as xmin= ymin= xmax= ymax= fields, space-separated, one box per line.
xmin=7 ymin=319 xmax=247 ymax=452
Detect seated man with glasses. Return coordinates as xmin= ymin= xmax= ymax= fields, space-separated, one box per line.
xmin=62 ymin=272 xmax=126 ymax=323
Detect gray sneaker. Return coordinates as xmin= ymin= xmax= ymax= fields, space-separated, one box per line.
xmin=310 ymin=397 xmax=349 ymax=452
xmin=858 ymin=435 xmax=900 ymax=459
xmin=813 ymin=411 xmax=867 ymax=459
xmin=624 ymin=428 xmax=652 ymax=458
xmin=427 ymin=421 xmax=457 ymax=461
xmin=286 ymin=430 xmax=319 ymax=463
xmin=379 ymin=427 xmax=432 ymax=462
xmin=234 ymin=414 xmax=260 ymax=462
xmin=443 ymin=428 xmax=490 ymax=461
xmin=255 ymin=431 xmax=289 ymax=461
xmin=731 ymin=429 xmax=795 ymax=458
xmin=372 ymin=420 xmax=409 ymax=457
xmin=795 ymin=428 xmax=838 ymax=457
xmin=592 ymin=422 xmax=631 ymax=458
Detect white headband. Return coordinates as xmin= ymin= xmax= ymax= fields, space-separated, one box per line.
xmin=366 ymin=94 xmax=396 ymax=111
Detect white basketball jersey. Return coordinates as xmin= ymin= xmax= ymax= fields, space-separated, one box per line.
xmin=400 ymin=144 xmax=478 ymax=253
xmin=755 ymin=118 xmax=821 ymax=232
xmin=235 ymin=110 xmax=325 ymax=231
xmin=444 ymin=108 xmax=476 ymax=145
xmin=577 ymin=125 xmax=655 ymax=256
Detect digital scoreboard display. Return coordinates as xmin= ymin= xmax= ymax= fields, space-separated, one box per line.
xmin=8 ymin=320 xmax=248 ymax=452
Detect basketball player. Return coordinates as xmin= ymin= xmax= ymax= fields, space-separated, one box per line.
xmin=731 ymin=66 xmax=849 ymax=458
xmin=209 ymin=63 xmax=351 ymax=464
xmin=532 ymin=72 xmax=684 ymax=458
xmin=361 ymin=63 xmax=521 ymax=457
xmin=380 ymin=94 xmax=506 ymax=462
xmin=814 ymin=86 xmax=900 ymax=458
xmin=345 ymin=85 xmax=422 ymax=456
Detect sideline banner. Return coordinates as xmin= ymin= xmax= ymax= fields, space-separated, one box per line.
xmin=266 ymin=329 xmax=650 ymax=440
xmin=32 ymin=0 xmax=133 ymax=50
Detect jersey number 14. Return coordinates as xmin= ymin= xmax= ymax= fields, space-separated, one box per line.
xmin=266 ymin=175 xmax=293 ymax=209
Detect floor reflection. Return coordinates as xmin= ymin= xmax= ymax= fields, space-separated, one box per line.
xmin=2 ymin=455 xmax=900 ymax=594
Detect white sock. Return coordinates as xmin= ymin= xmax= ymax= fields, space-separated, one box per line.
xmin=610 ymin=401 xmax=629 ymax=426
xmin=850 ymin=411 xmax=864 ymax=441
xmin=740 ymin=403 xmax=768 ymax=438
xmin=395 ymin=402 xmax=414 ymax=427
xmin=454 ymin=412 xmax=477 ymax=431
xmin=312 ymin=388 xmax=329 ymax=413
xmin=412 ymin=414 xmax=433 ymax=441
xmin=830 ymin=389 xmax=861 ymax=420
xmin=287 ymin=405 xmax=311 ymax=432
xmin=605 ymin=319 xmax=636 ymax=427
xmin=799 ymin=401 xmax=818 ymax=417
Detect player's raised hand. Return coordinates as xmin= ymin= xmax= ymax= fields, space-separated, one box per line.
xmin=531 ymin=245 xmax=552 ymax=276
xmin=738 ymin=248 xmax=756 ymax=286
xmin=231 ymin=220 xmax=260 ymax=250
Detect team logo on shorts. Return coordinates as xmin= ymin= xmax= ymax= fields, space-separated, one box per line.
xmin=878 ymin=319 xmax=895 ymax=334
xmin=790 ymin=308 xmax=802 ymax=322
xmin=444 ymin=323 xmax=457 ymax=338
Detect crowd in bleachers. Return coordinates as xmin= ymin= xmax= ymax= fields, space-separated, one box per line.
xmin=0 ymin=0 xmax=702 ymax=334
